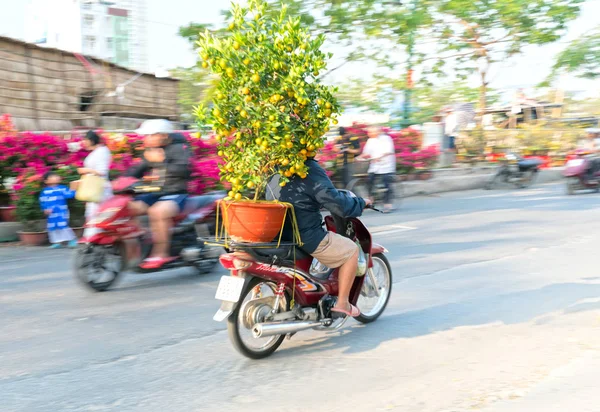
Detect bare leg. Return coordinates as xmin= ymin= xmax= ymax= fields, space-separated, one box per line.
xmin=128 ymin=200 xmax=149 ymax=216
xmin=147 ymin=201 xmax=178 ymax=258
xmin=333 ymin=248 xmax=359 ymax=311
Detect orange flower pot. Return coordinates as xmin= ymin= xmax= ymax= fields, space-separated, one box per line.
xmin=17 ymin=231 xmax=49 ymax=246
xmin=220 ymin=200 xmax=289 ymax=243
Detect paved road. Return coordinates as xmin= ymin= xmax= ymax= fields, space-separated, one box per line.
xmin=2 ymin=183 xmax=600 ymax=411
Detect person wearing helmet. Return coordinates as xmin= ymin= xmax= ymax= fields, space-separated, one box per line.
xmin=126 ymin=119 xmax=192 ymax=269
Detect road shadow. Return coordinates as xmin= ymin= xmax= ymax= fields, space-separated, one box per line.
xmin=275 ymin=281 xmax=600 ymax=358
xmin=112 ymin=267 xmax=223 ymax=293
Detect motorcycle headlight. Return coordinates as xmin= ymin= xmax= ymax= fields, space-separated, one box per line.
xmin=88 ymin=208 xmax=120 ymax=226
xmin=566 ymin=159 xmax=584 ymax=167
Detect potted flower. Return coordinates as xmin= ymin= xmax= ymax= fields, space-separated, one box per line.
xmin=196 ymin=0 xmax=339 ymax=243
xmin=13 ymin=168 xmax=49 ymax=246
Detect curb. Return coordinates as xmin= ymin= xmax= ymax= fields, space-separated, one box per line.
xmin=400 ymin=168 xmax=564 ymax=197
xmin=0 ymin=221 xmax=22 ymax=242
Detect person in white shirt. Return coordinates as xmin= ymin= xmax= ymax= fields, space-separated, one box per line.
xmin=444 ymin=109 xmax=458 ymax=153
xmin=358 ymin=125 xmax=396 ymax=213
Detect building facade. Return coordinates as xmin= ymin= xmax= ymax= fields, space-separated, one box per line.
xmin=25 ymin=0 xmax=148 ymax=72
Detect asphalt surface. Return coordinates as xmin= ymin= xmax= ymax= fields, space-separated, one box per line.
xmin=2 ymin=182 xmax=600 ymax=411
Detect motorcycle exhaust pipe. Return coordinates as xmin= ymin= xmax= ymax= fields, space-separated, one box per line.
xmin=252 ymin=320 xmax=323 ymax=338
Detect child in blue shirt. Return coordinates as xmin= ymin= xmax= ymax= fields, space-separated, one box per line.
xmin=39 ymin=171 xmax=78 ymax=248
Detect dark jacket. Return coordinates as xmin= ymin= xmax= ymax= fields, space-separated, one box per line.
xmin=266 ymin=158 xmax=366 ymax=253
xmin=127 ymin=133 xmax=192 ymax=195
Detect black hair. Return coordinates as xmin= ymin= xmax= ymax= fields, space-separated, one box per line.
xmin=339 ymin=127 xmax=346 ymax=136
xmin=43 ymin=171 xmax=58 ymax=182
xmin=85 ymin=130 xmax=101 ymax=146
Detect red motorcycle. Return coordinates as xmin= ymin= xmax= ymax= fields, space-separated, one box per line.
xmin=212 ymin=198 xmax=392 ymax=359
xmin=564 ymin=150 xmax=600 ymax=195
xmin=74 ymin=176 xmax=225 ymax=292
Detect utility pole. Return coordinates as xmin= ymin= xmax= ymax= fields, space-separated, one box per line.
xmin=401 ymin=0 xmax=418 ymax=129
xmin=401 ymin=30 xmax=415 ymax=128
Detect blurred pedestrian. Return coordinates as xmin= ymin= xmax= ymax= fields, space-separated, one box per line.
xmin=445 ymin=108 xmax=458 ymax=154
xmin=77 ymin=130 xmax=112 ymax=237
xmin=335 ymin=126 xmax=361 ymax=187
xmin=359 ymin=125 xmax=396 ymax=213
xmin=40 ymin=171 xmax=78 ymax=249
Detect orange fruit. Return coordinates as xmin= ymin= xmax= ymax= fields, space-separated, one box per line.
xmin=247 ymin=181 xmax=255 ymax=189
xmin=201 ymin=62 xmax=208 ymax=69
xmin=242 ymin=87 xmax=250 ymax=95
xmin=234 ymin=193 xmax=242 ymax=200
xmin=281 ymin=159 xmax=290 ymax=166
xmin=286 ymin=141 xmax=293 ymax=149
xmin=251 ymin=74 xmax=260 ymax=83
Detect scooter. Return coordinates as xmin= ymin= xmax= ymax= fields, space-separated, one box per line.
xmin=563 ymin=150 xmax=600 ymax=195
xmin=73 ymin=176 xmax=225 ymax=292
xmin=485 ymin=153 xmax=542 ymax=189
xmin=211 ymin=195 xmax=392 ymax=359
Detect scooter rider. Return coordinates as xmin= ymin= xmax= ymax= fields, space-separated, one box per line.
xmin=126 ymin=119 xmax=192 ymax=270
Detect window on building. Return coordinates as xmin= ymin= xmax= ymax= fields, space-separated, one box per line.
xmin=106 ymin=37 xmax=114 ymax=49
xmin=82 ymin=2 xmax=91 ymax=10
xmin=84 ymin=35 xmax=96 ymax=50
xmin=84 ymin=15 xmax=95 ymax=28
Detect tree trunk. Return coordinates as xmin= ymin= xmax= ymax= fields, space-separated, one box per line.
xmin=479 ymin=69 xmax=487 ymax=114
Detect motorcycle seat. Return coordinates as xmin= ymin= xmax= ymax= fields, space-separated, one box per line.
xmin=518 ymin=159 xmax=542 ymax=170
xmin=175 ymin=192 xmax=225 ymax=221
xmin=252 ymin=245 xmax=312 ymax=262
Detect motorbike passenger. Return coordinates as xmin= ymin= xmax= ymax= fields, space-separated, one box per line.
xmin=126 ymin=119 xmax=192 ymax=269
xmin=266 ymin=156 xmax=372 ymax=317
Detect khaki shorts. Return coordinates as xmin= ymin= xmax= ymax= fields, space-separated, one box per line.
xmin=311 ymin=232 xmax=358 ymax=269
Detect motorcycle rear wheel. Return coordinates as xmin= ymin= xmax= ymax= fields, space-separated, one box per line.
xmin=73 ymin=244 xmax=124 ymax=292
xmin=227 ymin=277 xmax=288 ymax=359
xmin=566 ymin=177 xmax=578 ymax=195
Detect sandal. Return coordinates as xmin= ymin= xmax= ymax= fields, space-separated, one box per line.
xmin=139 ymin=256 xmax=177 ymax=270
xmin=331 ymin=303 xmax=361 ymax=318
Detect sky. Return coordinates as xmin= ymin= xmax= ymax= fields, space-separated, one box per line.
xmin=1 ymin=0 xmax=599 ymax=100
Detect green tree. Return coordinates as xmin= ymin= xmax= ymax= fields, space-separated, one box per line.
xmin=547 ymin=25 xmax=600 ymax=82
xmin=170 ymin=65 xmax=215 ymax=124
xmin=196 ymin=0 xmax=340 ymax=199
xmin=424 ymin=0 xmax=583 ymax=112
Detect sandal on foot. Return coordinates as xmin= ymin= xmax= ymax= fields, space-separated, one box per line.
xmin=331 ymin=303 xmax=361 ymax=318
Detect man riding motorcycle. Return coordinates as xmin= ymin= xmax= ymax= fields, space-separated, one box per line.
xmin=126 ymin=119 xmax=192 ymax=270
xmin=267 ymin=156 xmax=372 ymax=317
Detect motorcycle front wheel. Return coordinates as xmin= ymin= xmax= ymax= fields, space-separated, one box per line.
xmin=73 ymin=244 xmax=124 ymax=292
xmin=518 ymin=169 xmax=538 ymax=189
xmin=356 ymin=253 xmax=393 ymax=324
xmin=227 ymin=277 xmax=289 ymax=359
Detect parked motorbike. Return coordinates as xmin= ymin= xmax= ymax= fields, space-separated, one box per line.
xmin=211 ymin=196 xmax=392 ymax=359
xmin=485 ymin=153 xmax=542 ymax=190
xmin=74 ymin=176 xmax=225 ymax=292
xmin=563 ymin=150 xmax=600 ymax=195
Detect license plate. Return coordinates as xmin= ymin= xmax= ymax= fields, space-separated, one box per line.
xmin=215 ymin=275 xmax=245 ymax=303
